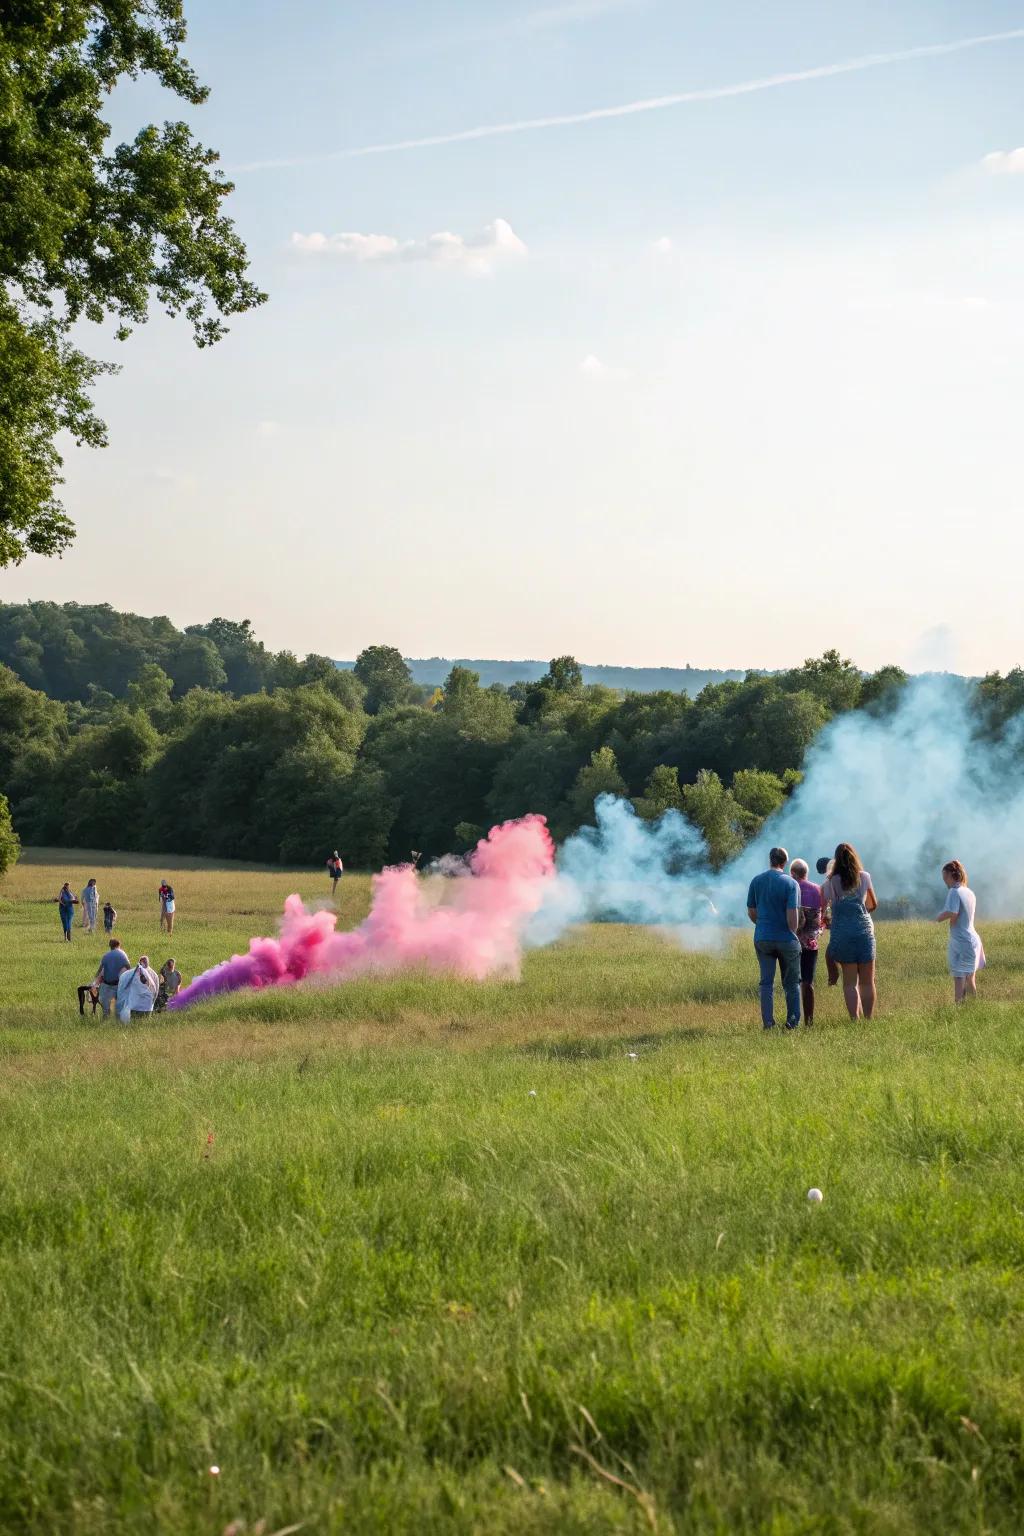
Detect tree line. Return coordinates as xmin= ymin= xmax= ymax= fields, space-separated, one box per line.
xmin=2 ymin=602 xmax=1023 ymax=875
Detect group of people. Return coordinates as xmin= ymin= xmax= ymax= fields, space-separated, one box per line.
xmin=747 ymin=843 xmax=985 ymax=1027
xmin=87 ymin=939 xmax=183 ymax=1021
xmin=53 ymin=879 xmax=177 ymax=940
xmin=53 ymin=879 xmax=117 ymax=940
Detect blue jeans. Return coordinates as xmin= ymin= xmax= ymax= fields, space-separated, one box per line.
xmin=754 ymin=938 xmax=802 ymax=1027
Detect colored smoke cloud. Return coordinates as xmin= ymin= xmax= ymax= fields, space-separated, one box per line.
xmin=170 ymin=815 xmax=554 ymax=1009
xmin=174 ymin=675 xmax=1024 ymax=1007
xmin=536 ymin=674 xmax=1024 ymax=947
xmin=528 ymin=795 xmax=721 ymax=950
xmin=715 ymin=673 xmax=1024 ymax=917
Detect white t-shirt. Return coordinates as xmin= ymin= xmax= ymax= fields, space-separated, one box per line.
xmin=944 ymin=884 xmax=977 ymax=931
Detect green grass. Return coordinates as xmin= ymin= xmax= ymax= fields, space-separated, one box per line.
xmin=2 ymin=852 xmax=1024 ymax=1533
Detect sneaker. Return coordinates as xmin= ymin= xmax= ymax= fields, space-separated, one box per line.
xmin=785 ymin=1019 xmax=800 ymax=1030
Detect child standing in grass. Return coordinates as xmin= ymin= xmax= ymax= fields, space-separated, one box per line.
xmin=103 ymin=900 xmax=117 ymax=934
xmin=937 ymin=860 xmax=985 ymax=1004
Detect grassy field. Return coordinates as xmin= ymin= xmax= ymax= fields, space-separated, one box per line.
xmin=2 ymin=851 xmax=1024 ymax=1534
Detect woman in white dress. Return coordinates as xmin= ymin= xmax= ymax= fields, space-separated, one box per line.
xmin=936 ymin=859 xmax=985 ymax=1004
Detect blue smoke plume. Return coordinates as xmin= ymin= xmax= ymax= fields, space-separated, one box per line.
xmin=531 ymin=675 xmax=1023 ymax=948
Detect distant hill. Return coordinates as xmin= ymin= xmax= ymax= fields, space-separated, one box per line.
xmin=335 ymin=657 xmax=749 ymax=695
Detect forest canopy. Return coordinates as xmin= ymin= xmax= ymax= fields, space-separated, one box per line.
xmin=5 ymin=600 xmax=1014 ymax=874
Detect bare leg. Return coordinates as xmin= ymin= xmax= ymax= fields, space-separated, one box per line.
xmin=965 ymin=972 xmax=978 ymax=999
xmin=826 ymin=950 xmax=839 ymax=987
xmin=858 ymin=961 xmax=876 ymax=1019
xmin=840 ymin=962 xmax=862 ymax=1020
xmin=954 ymin=975 xmax=966 ymax=1004
xmin=167 ymin=912 xmax=174 ymax=936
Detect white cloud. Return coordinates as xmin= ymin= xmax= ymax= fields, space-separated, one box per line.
xmin=981 ymin=148 xmax=1024 ymax=175
xmin=651 ymin=236 xmax=674 ymax=255
xmin=256 ymin=420 xmax=281 ymax=438
xmin=289 ymin=218 xmax=527 ymax=274
xmin=580 ymin=353 xmax=629 ymax=381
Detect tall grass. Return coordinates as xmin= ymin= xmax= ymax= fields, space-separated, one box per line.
xmin=2 ymin=854 xmax=1023 ymax=1531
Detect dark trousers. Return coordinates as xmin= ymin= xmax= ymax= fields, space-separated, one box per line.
xmin=754 ymin=938 xmax=802 ymax=1027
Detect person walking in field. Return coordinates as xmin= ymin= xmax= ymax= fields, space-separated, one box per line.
xmin=821 ymin=843 xmax=878 ymax=1019
xmin=746 ymin=846 xmax=802 ymax=1030
xmin=936 ymin=859 xmax=985 ymax=1003
xmin=790 ymin=858 xmax=823 ymax=1026
xmin=103 ymin=900 xmax=117 ymax=934
xmin=158 ymin=880 xmax=176 ymax=935
xmin=80 ymin=877 xmax=99 ymax=933
xmin=53 ymin=882 xmax=78 ymax=941
xmin=326 ymin=851 xmax=343 ymax=898
xmin=92 ymin=938 xmax=132 ymax=1019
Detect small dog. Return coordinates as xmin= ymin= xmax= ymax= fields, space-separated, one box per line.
xmin=77 ymin=984 xmax=100 ymax=1016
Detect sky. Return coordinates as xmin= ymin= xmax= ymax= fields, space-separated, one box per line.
xmin=6 ymin=0 xmax=1024 ymax=674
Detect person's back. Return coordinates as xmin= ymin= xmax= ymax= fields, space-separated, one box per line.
xmin=746 ymin=848 xmax=802 ymax=1030
xmin=99 ymin=945 xmax=130 ymax=985
xmin=748 ymin=867 xmax=801 ymax=943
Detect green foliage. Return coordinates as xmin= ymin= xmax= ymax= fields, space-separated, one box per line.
xmin=0 ymin=662 xmax=67 ymax=781
xmin=567 ymin=746 xmax=627 ymax=828
xmin=440 ymin=666 xmax=517 ymax=743
xmin=0 ymin=793 xmax=19 ymax=878
xmin=680 ymin=769 xmax=747 ymax=869
xmin=633 ymin=763 xmax=684 ymax=821
xmin=730 ymin=768 xmax=786 ymax=821
xmin=353 ymin=645 xmax=414 ymax=715
xmin=0 ymin=2 xmax=265 ymax=563
xmin=545 ymin=654 xmax=584 ymax=693
xmin=779 ymin=648 xmax=863 ymax=712
xmin=0 ymin=624 xmax=981 ymax=867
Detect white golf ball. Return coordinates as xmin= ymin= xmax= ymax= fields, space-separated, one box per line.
xmin=807 ymin=1187 xmax=823 ymax=1204
xmin=528 ymin=1090 xmax=537 ymax=1098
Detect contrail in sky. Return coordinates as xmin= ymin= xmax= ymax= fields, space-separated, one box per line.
xmin=235 ymin=28 xmax=1024 ymax=172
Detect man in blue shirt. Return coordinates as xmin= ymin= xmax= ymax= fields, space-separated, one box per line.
xmin=746 ymin=846 xmax=801 ymax=1029
xmin=92 ymin=938 xmax=131 ymax=1019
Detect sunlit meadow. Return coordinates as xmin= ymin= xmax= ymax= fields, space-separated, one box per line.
xmin=2 ymin=851 xmax=1024 ymax=1533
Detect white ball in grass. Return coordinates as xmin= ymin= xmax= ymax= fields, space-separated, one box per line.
xmin=528 ymin=1090 xmax=537 ymax=1098
xmin=627 ymin=1052 xmax=638 ymax=1060
xmin=807 ymin=1188 xmax=824 ymax=1204
xmin=209 ymin=1465 xmax=220 ymax=1476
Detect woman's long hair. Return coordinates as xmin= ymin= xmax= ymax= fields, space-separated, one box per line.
xmin=832 ymin=842 xmax=863 ymax=891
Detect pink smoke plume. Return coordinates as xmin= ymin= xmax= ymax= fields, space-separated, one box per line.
xmin=169 ymin=815 xmax=554 ymax=1010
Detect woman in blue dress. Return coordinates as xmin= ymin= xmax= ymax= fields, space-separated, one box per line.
xmin=936 ymin=859 xmax=985 ymax=1004
xmin=821 ymin=843 xmax=878 ymax=1020
xmin=53 ymin=882 xmax=78 ymax=942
